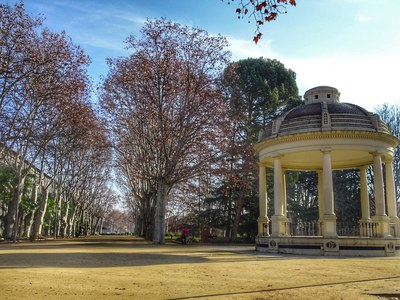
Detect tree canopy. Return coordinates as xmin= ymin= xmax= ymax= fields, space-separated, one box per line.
xmin=223 ymin=57 xmax=301 ymax=141
xmin=100 ymin=18 xmax=230 ymax=243
xmin=0 ymin=2 xmax=113 ymax=241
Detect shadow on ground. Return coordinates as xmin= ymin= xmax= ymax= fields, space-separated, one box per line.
xmin=0 ymin=252 xmax=209 ymax=268
xmin=0 ymin=236 xmax=278 ymax=269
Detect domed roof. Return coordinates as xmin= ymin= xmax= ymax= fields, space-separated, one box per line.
xmin=285 ymin=102 xmax=369 ymax=120
xmin=259 ymin=86 xmax=391 ymax=141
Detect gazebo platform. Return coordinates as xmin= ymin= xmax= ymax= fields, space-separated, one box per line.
xmin=256 ymin=236 xmax=400 ymax=257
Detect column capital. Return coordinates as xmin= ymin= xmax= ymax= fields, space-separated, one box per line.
xmin=370 ymin=151 xmax=385 ymax=157
xmin=271 ymin=152 xmax=282 ymax=159
xmin=320 ymin=147 xmax=332 ymax=153
xmin=385 ymin=156 xmax=394 ymax=163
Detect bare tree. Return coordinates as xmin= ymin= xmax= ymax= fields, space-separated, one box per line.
xmin=100 ymin=19 xmax=230 ymax=243
xmin=1 ymin=2 xmax=91 ymax=240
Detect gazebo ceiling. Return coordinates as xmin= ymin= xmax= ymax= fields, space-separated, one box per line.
xmin=261 ymin=148 xmax=374 ymax=170
xmin=256 ymin=130 xmax=398 ymax=170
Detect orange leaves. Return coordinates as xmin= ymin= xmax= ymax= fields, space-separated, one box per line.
xmin=265 ymin=12 xmax=277 ymax=22
xmin=253 ymin=32 xmax=262 ymax=44
xmin=235 ymin=7 xmax=249 ymax=16
xmin=224 ymin=0 xmax=298 ymax=43
xmin=255 ymin=1 xmax=267 ymax=11
xmin=277 ymin=0 xmax=296 ymax=5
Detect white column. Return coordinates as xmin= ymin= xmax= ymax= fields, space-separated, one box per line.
xmin=282 ymin=170 xmax=287 ymax=217
xmin=271 ymin=155 xmax=288 ymax=236
xmin=259 ymin=164 xmax=267 ymax=218
xmin=372 ymin=153 xmax=390 ymax=237
xmin=360 ymin=166 xmax=370 ymax=220
xmin=274 ymin=156 xmax=284 ymax=216
xmin=322 ymin=150 xmax=334 ymax=216
xmin=257 ymin=164 xmax=269 ymax=236
xmin=385 ymin=158 xmax=398 ymax=219
xmin=282 ymin=170 xmax=289 ymax=235
xmin=359 ymin=166 xmax=372 ymax=237
xmin=385 ymin=157 xmax=399 ymax=237
xmin=317 ymin=170 xmax=324 ymax=236
xmin=321 ymin=148 xmax=337 ymax=237
xmin=373 ymin=154 xmax=386 ymax=216
xmin=317 ymin=170 xmax=324 ymax=220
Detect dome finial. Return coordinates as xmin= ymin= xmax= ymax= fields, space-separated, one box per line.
xmin=304 ymin=86 xmax=340 ymax=105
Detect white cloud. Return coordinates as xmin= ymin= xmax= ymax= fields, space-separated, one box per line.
xmin=227 ymin=36 xmax=276 ymax=61
xmin=355 ymin=13 xmax=371 ymax=23
xmin=228 ymin=37 xmax=400 ymax=112
xmin=285 ymin=54 xmax=400 ymax=111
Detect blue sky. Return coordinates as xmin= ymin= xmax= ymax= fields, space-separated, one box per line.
xmin=5 ymin=0 xmax=400 ymax=111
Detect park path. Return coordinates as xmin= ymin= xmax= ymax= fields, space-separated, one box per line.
xmin=0 ymin=235 xmax=399 ymax=299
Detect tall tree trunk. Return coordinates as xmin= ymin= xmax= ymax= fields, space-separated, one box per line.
xmin=143 ymin=197 xmax=155 ymax=240
xmin=153 ymin=180 xmax=167 ymax=244
xmin=93 ymin=216 xmax=100 ymax=235
xmin=61 ymin=200 xmax=69 ymax=238
xmin=226 ymin=187 xmax=233 ymax=239
xmin=99 ymin=217 xmax=104 ymax=234
xmin=31 ymin=186 xmax=49 ymax=240
xmin=79 ymin=208 xmax=86 ymax=236
xmin=24 ymin=182 xmax=38 ymax=238
xmin=73 ymin=206 xmax=82 ymax=237
xmin=67 ymin=205 xmax=77 ymax=237
xmin=4 ymin=176 xmax=25 ymax=240
xmin=17 ymin=207 xmax=24 ymax=238
xmin=55 ymin=192 xmax=63 ymax=239
xmin=89 ymin=214 xmax=95 ymax=235
xmin=231 ymin=189 xmax=245 ymax=240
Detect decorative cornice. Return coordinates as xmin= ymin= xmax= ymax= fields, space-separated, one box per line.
xmin=254 ymin=130 xmax=400 ymax=153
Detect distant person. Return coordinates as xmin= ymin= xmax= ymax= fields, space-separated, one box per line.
xmin=182 ymin=227 xmax=189 ymax=245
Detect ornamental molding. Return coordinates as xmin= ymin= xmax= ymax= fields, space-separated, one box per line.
xmin=254 ymin=130 xmax=399 ymax=153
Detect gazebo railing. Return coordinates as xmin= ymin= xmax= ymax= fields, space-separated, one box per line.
xmin=337 ymin=222 xmax=360 ymax=236
xmin=289 ymin=221 xmax=319 ymax=236
xmin=287 ymin=221 xmax=378 ymax=237
xmin=359 ymin=220 xmax=378 ymax=237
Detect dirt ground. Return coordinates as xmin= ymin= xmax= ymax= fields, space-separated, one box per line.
xmin=0 ymin=235 xmax=399 ymax=300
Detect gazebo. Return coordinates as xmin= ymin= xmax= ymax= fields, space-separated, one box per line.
xmin=255 ymin=86 xmax=400 ymax=256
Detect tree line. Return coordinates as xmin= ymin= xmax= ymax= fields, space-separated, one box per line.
xmin=0 ymin=2 xmax=115 ymax=241
xmin=1 ymin=2 xmax=399 ymax=243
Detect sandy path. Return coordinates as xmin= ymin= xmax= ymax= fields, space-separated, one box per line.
xmin=0 ymin=236 xmax=399 ymax=299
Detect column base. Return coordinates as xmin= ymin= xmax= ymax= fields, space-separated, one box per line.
xmin=389 ymin=216 xmax=400 ymax=237
xmin=372 ymin=215 xmax=391 ymax=237
xmin=320 ymin=214 xmax=337 ymax=238
xmin=257 ymin=217 xmax=270 ymax=236
xmin=271 ymin=215 xmax=289 ymax=237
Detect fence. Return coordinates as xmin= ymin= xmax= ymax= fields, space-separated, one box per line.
xmin=289 ymin=221 xmax=363 ymax=237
